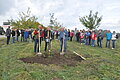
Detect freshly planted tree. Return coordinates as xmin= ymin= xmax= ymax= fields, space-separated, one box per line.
xmin=49 ymin=13 xmax=62 ymax=30
xmin=79 ymin=10 xmax=102 ymax=30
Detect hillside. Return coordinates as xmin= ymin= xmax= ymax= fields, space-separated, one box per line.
xmin=0 ymin=38 xmax=120 ymax=80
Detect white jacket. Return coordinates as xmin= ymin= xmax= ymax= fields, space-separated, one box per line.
xmin=112 ymin=33 xmax=117 ymax=40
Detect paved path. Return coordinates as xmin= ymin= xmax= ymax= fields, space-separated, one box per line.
xmin=0 ymin=35 xmax=5 ymax=38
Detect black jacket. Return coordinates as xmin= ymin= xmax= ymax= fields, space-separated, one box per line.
xmin=16 ymin=30 xmax=20 ymax=36
xmin=44 ymin=30 xmax=52 ymax=39
xmin=11 ymin=30 xmax=15 ymax=37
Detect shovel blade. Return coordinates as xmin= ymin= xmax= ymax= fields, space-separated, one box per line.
xmin=37 ymin=52 xmax=42 ymax=56
xmin=60 ymin=52 xmax=65 ymax=55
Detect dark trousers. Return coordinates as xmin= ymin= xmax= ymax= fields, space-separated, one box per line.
xmin=44 ymin=41 xmax=51 ymax=51
xmin=89 ymin=37 xmax=91 ymax=45
xmin=34 ymin=39 xmax=39 ymax=53
xmin=52 ymin=35 xmax=54 ymax=40
xmin=6 ymin=36 xmax=10 ymax=45
xmin=21 ymin=36 xmax=24 ymax=42
xmin=56 ymin=35 xmax=58 ymax=39
xmin=97 ymin=39 xmax=102 ymax=48
xmin=70 ymin=37 xmax=73 ymax=41
xmin=112 ymin=40 xmax=116 ymax=48
xmin=106 ymin=40 xmax=110 ymax=48
xmin=76 ymin=36 xmax=79 ymax=42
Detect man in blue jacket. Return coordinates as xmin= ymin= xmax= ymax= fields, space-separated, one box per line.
xmin=59 ymin=27 xmax=68 ymax=55
xmin=106 ymin=30 xmax=112 ymax=48
xmin=85 ymin=30 xmax=91 ymax=45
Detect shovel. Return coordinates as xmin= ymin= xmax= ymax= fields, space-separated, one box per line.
xmin=37 ymin=29 xmax=42 ymax=56
xmin=73 ymin=51 xmax=86 ymax=60
xmin=60 ymin=35 xmax=65 ymax=55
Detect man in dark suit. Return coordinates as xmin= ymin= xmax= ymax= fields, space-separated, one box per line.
xmin=44 ymin=27 xmax=52 ymax=52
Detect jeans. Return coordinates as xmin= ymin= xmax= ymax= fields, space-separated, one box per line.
xmin=112 ymin=40 xmax=116 ymax=48
xmin=106 ymin=40 xmax=110 ymax=48
xmin=34 ymin=39 xmax=39 ymax=53
xmin=12 ymin=36 xmax=15 ymax=43
xmin=97 ymin=39 xmax=102 ymax=48
xmin=16 ymin=36 xmax=19 ymax=41
xmin=91 ymin=40 xmax=95 ymax=47
xmin=85 ymin=38 xmax=89 ymax=45
xmin=60 ymin=38 xmax=67 ymax=52
xmin=6 ymin=36 xmax=10 ymax=45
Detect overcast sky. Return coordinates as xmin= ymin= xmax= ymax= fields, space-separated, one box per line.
xmin=0 ymin=0 xmax=120 ymax=32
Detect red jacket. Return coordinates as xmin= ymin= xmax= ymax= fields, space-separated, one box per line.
xmin=34 ymin=30 xmax=38 ymax=35
xmin=40 ymin=31 xmax=44 ymax=37
xmin=91 ymin=34 xmax=97 ymax=40
xmin=70 ymin=32 xmax=74 ymax=37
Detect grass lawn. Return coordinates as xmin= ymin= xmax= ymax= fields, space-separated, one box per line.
xmin=0 ymin=38 xmax=120 ymax=80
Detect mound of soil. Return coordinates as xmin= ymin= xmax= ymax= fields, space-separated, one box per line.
xmin=20 ymin=52 xmax=83 ymax=66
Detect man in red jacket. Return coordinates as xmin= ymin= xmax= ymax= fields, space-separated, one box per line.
xmin=91 ymin=31 xmax=97 ymax=47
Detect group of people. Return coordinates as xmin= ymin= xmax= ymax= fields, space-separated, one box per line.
xmin=5 ymin=26 xmax=119 ymax=55
xmin=6 ymin=26 xmax=34 ymax=44
xmin=68 ymin=29 xmax=118 ymax=49
xmin=5 ymin=26 xmax=68 ymax=55
xmin=33 ymin=27 xmax=68 ymax=54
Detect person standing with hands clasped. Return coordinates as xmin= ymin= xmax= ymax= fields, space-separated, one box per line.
xmin=111 ymin=31 xmax=117 ymax=49
xmin=106 ymin=30 xmax=112 ymax=48
xmin=59 ymin=28 xmax=68 ymax=55
xmin=91 ymin=31 xmax=97 ymax=47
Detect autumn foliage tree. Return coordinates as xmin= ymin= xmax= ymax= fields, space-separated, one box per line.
xmin=79 ymin=10 xmax=102 ymax=30
xmin=8 ymin=8 xmax=40 ymax=29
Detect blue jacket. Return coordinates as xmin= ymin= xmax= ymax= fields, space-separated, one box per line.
xmin=24 ymin=31 xmax=29 ymax=38
xmin=106 ymin=32 xmax=112 ymax=40
xmin=59 ymin=30 xmax=68 ymax=40
xmin=85 ymin=32 xmax=90 ymax=36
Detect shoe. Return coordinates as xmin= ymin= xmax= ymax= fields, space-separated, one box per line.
xmin=112 ymin=48 xmax=114 ymax=49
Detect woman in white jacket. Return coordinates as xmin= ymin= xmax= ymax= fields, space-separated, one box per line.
xmin=111 ymin=31 xmax=117 ymax=49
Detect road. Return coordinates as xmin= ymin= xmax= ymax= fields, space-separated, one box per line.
xmin=0 ymin=35 xmax=5 ymax=38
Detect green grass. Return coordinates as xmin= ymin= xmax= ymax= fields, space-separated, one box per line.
xmin=0 ymin=38 xmax=120 ymax=80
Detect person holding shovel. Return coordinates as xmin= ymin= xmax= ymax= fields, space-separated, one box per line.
xmin=59 ymin=27 xmax=68 ymax=55
xmin=33 ymin=29 xmax=39 ymax=54
xmin=44 ymin=27 xmax=52 ymax=52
